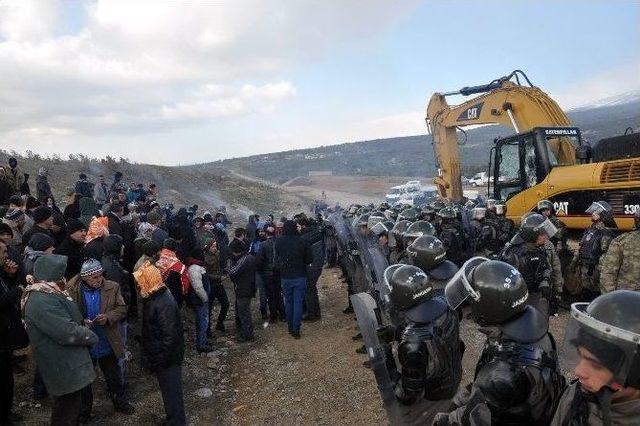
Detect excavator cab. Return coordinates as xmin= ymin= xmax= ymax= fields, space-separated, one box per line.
xmin=491 ymin=127 xmax=582 ymax=202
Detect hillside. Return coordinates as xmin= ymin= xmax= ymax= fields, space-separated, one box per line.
xmin=0 ymin=152 xmax=308 ymax=220
xmin=206 ymin=99 xmax=640 ymax=183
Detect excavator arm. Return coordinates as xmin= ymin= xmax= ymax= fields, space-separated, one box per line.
xmin=426 ymin=70 xmax=575 ymax=201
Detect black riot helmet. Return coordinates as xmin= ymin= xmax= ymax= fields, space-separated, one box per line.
xmin=444 ymin=258 xmax=528 ymax=325
xmin=398 ymin=207 xmax=420 ymax=222
xmin=354 ymin=212 xmax=370 ymax=229
xmin=437 ymin=207 xmax=457 ymax=221
xmin=563 ymin=290 xmax=640 ymax=389
xmin=379 ymin=202 xmax=391 ymax=211
xmin=388 ymin=264 xmax=434 ymax=311
xmin=430 ymin=200 xmax=446 ymax=212
xmin=403 ymin=220 xmax=436 ymax=239
xmin=495 ymin=201 xmax=507 ymax=216
xmin=367 ymin=211 xmax=385 ymax=229
xmin=518 ymin=212 xmax=558 ymax=243
xmin=406 ymin=235 xmax=447 ymax=271
xmin=391 ymin=220 xmax=411 ymax=239
xmin=586 ymin=201 xmax=616 ymax=227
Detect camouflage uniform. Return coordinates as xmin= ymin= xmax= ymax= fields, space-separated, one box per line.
xmin=599 ymin=230 xmax=640 ymax=293
xmin=543 ymin=240 xmax=563 ymax=295
xmin=548 ymin=215 xmax=568 ymax=251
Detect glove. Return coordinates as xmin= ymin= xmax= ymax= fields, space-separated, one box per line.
xmin=540 ymin=284 xmax=551 ymax=300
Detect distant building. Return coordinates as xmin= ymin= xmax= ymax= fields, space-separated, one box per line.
xmin=308 ymin=171 xmax=333 ymax=177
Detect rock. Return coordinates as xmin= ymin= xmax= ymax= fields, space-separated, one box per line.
xmin=232 ymin=405 xmax=246 ymax=413
xmin=293 ymin=397 xmax=301 ymax=402
xmin=195 ymin=388 xmax=213 ymax=398
xmin=207 ymin=356 xmax=220 ymax=369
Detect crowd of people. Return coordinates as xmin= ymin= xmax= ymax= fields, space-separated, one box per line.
xmin=0 ymin=157 xmax=327 ymax=426
xmin=329 ymin=197 xmax=640 ymax=425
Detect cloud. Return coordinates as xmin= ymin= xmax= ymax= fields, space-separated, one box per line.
xmin=0 ymin=0 xmax=417 ymax=162
xmin=554 ymin=61 xmax=640 ymax=109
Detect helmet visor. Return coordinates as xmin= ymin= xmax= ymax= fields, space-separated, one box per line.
xmin=383 ymin=264 xmax=403 ymax=292
xmin=585 ymin=201 xmax=612 ymax=215
xmin=371 ymin=222 xmax=389 ymax=236
xmin=534 ymin=217 xmax=558 ymax=238
xmin=495 ymin=204 xmax=505 ymax=215
xmin=444 ymin=256 xmax=489 ymax=310
xmin=473 ymin=207 xmax=486 ymax=219
xmin=561 ymin=303 xmax=640 ymax=388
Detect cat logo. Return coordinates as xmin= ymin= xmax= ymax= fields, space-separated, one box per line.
xmin=554 ymin=201 xmax=569 ymax=216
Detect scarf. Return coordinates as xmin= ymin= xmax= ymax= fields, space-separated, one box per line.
xmin=132 ymin=261 xmax=166 ymax=298
xmin=21 ymin=281 xmax=71 ymax=316
xmin=86 ymin=216 xmax=109 ymax=244
xmin=156 ymin=249 xmax=190 ymax=295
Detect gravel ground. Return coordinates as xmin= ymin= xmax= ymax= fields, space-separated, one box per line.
xmin=12 ymin=269 xmax=573 ymax=425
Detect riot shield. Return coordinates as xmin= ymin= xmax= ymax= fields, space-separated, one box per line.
xmin=351 ymin=292 xmax=403 ymax=423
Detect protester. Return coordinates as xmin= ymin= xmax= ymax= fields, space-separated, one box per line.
xmin=0 ymin=241 xmax=29 ymax=425
xmin=67 ymin=259 xmax=134 ymax=420
xmin=54 ymin=218 xmax=87 ymax=279
xmin=6 ymin=158 xmax=24 ymax=196
xmin=63 ymin=191 xmax=82 ymax=221
xmin=94 ymin=175 xmax=110 ymax=208
xmin=226 ymin=238 xmax=258 ymax=342
xmin=21 ymin=206 xmax=54 ymax=246
xmin=35 ymin=168 xmax=53 ymax=204
xmin=257 ymin=225 xmax=285 ymax=322
xmin=75 ymin=173 xmax=95 ymax=199
xmin=22 ymin=254 xmax=99 ymax=425
xmin=79 ymin=197 xmax=101 ymax=228
xmin=2 ymin=208 xmax=26 ymax=250
xmin=134 ymin=261 xmax=186 ymax=426
xmin=274 ymin=220 xmax=312 ymax=338
xmin=186 ymin=257 xmax=212 ymax=352
xmin=157 ymin=238 xmax=188 ymax=306
xmin=0 ymin=167 xmax=13 ymax=205
xmin=203 ymin=238 xmax=228 ymax=335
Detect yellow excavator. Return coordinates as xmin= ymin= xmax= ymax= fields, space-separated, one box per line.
xmin=426 ymin=70 xmax=640 ymax=231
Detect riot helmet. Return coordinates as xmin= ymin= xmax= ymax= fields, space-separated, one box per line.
xmin=406 ymin=235 xmax=447 ymax=271
xmin=367 ymin=212 xmax=385 ymax=229
xmin=586 ymin=201 xmax=616 ymax=227
xmin=518 ymin=212 xmax=558 ymax=243
xmin=383 ymin=220 xmax=395 ymax=231
xmin=444 ymin=258 xmax=528 ymax=325
xmin=391 ymin=220 xmax=411 ymax=239
xmin=537 ymin=199 xmax=554 ymax=215
xmin=495 ymin=201 xmax=507 ymax=216
xmin=388 ymin=264 xmax=434 ymax=311
xmin=403 ymin=220 xmax=436 ymax=239
xmin=430 ymin=199 xmax=446 ymax=212
xmin=379 ymin=202 xmax=391 ymax=211
xmin=437 ymin=207 xmax=457 ymax=221
xmin=472 ymin=206 xmax=487 ymax=220
xmin=354 ymin=213 xmax=370 ymax=229
xmin=398 ymin=207 xmax=420 ymax=222
xmin=486 ymin=199 xmax=497 ymax=212
xmin=562 ymin=290 xmax=640 ymax=390
xmin=370 ymin=221 xmax=389 ymax=236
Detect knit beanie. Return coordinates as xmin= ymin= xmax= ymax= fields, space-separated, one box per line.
xmin=66 ymin=218 xmax=87 ymax=235
xmin=80 ymin=258 xmax=103 ymax=277
xmin=28 ymin=233 xmax=55 ymax=252
xmin=33 ymin=254 xmax=67 ymax=282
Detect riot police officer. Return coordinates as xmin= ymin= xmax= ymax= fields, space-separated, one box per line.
xmin=569 ymin=201 xmax=616 ymax=301
xmin=552 ymin=290 xmax=640 ymax=425
xmin=437 ymin=207 xmax=467 ymax=266
xmin=401 ymin=221 xmax=437 ymax=258
xmin=537 ymin=199 xmax=569 ymax=251
xmin=389 ymin=220 xmax=412 ymax=265
xmin=494 ymin=201 xmax=516 ymax=248
xmin=406 ymin=235 xmax=459 ymax=293
xmin=501 ymin=213 xmax=556 ymax=317
xmin=435 ymin=259 xmax=565 ymax=425
xmin=384 ymin=264 xmax=464 ymax=421
xmin=469 ymin=206 xmax=498 ymax=257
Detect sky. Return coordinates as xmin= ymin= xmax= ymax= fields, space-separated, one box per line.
xmin=0 ymin=0 xmax=638 ymax=165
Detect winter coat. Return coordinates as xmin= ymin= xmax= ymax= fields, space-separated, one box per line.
xmin=187 ymin=264 xmax=208 ymax=306
xmin=151 ymin=227 xmax=169 ymax=246
xmin=2 ymin=218 xmax=24 ymax=250
xmin=101 ymin=237 xmax=131 ymax=305
xmin=6 ymin=167 xmax=24 ymax=194
xmin=66 ymin=277 xmax=127 ymax=358
xmin=20 ymin=173 xmax=31 ymax=196
xmin=274 ymin=235 xmax=313 ymax=279
xmin=203 ymin=250 xmax=223 ymax=284
xmin=75 ymin=179 xmax=95 ymax=199
xmin=226 ymin=253 xmax=258 ymax=298
xmin=256 ymin=237 xmax=276 ymax=278
xmin=54 ymin=237 xmax=85 ymax=280
xmin=300 ymin=226 xmax=325 ymax=272
xmin=63 ymin=201 xmax=81 ymax=221
xmin=94 ymin=182 xmax=109 ymax=206
xmin=35 ymin=175 xmax=53 ymax=204
xmin=23 ymin=288 xmax=98 ymax=396
xmin=0 ymin=278 xmax=28 ymax=352
xmin=141 ymin=287 xmax=184 ymax=373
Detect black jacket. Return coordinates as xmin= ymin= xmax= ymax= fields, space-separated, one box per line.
xmin=141 ymin=287 xmax=184 ymax=373
xmin=54 ymin=237 xmax=85 ymax=280
xmin=101 ymin=235 xmax=131 ymax=304
xmin=227 ymin=254 xmax=258 ymax=298
xmin=257 ymin=238 xmax=276 ymax=277
xmin=0 ymin=278 xmax=28 ymax=352
xmin=274 ymin=235 xmax=312 ymax=279
xmin=22 ymin=225 xmax=54 ymax=250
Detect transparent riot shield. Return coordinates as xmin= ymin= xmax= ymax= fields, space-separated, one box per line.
xmin=351 ymin=292 xmax=403 ymax=423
